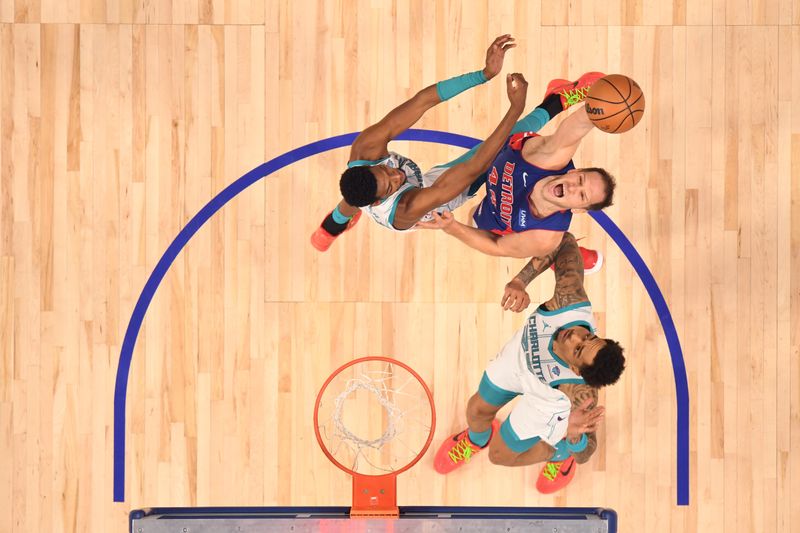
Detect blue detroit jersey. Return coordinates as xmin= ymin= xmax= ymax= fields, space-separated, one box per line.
xmin=472 ymin=132 xmax=575 ymax=234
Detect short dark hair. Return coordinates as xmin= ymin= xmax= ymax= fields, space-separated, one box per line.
xmin=580 ymin=338 xmax=625 ymax=387
xmin=582 ymin=167 xmax=616 ymax=211
xmin=340 ymin=167 xmax=378 ymax=207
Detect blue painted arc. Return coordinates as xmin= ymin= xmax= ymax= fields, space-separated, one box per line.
xmin=112 ymin=129 xmax=689 ymax=506
xmin=588 ymin=210 xmax=689 ymax=505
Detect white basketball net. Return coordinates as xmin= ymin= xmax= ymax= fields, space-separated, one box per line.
xmin=317 ymin=361 xmax=433 ymax=476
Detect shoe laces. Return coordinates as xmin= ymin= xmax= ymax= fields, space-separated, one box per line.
xmin=542 ymin=460 xmax=564 ymax=481
xmin=447 ymin=434 xmax=478 ymax=464
xmin=560 ymin=86 xmax=591 ymax=107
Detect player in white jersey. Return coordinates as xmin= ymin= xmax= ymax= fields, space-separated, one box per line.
xmin=308 ymin=34 xmax=523 ymax=251
xmin=352 ymin=153 xmax=470 ymax=229
xmin=433 ymin=232 xmax=625 ymax=493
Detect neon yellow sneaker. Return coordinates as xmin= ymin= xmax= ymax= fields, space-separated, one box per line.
xmin=546 ymin=72 xmax=606 ymax=109
xmin=433 ymin=420 xmax=500 ymax=474
xmin=535 ymin=456 xmax=577 ymax=494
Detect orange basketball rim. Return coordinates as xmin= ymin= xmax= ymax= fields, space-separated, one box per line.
xmin=313 ymin=356 xmax=436 ymax=518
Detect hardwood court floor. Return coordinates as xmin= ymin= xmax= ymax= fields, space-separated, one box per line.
xmin=1 ymin=1 xmax=799 ymax=532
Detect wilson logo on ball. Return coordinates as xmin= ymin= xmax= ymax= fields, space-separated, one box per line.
xmin=586 ymin=104 xmax=605 ymax=115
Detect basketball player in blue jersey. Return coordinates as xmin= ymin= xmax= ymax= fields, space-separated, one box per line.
xmin=310 ymin=34 xmax=603 ymax=250
xmin=433 ymin=232 xmax=625 ymax=493
xmin=418 ymin=101 xmax=616 ymax=267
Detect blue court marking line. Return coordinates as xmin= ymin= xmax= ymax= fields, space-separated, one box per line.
xmin=588 ymin=210 xmax=689 ymax=505
xmin=113 ymin=129 xmax=689 ymax=506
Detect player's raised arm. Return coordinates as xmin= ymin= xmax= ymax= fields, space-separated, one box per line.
xmin=523 ymin=104 xmax=596 ymax=171
xmin=393 ymin=73 xmax=528 ymax=228
xmin=500 ymin=234 xmax=570 ymax=311
xmin=541 ymin=232 xmax=589 ymax=311
xmin=350 ymin=34 xmax=516 ymax=162
xmin=501 ymin=233 xmax=604 ymax=313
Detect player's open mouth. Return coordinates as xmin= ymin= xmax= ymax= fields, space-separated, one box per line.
xmin=553 ymin=183 xmax=565 ymax=198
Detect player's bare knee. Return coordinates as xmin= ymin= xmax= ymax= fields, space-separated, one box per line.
xmin=487 ymin=444 xmax=514 ymax=466
xmin=487 ymin=448 xmax=502 ymax=465
xmin=466 ymin=394 xmax=498 ymax=421
xmin=486 ymin=436 xmax=514 ymax=466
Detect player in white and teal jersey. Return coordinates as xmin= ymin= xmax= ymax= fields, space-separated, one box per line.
xmin=433 ymin=232 xmax=625 ymax=492
xmin=496 ymin=297 xmax=598 ymax=391
xmin=345 ymin=152 xmax=468 ymax=229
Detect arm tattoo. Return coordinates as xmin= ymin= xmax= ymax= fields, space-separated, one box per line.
xmin=559 ymin=383 xmax=598 ymax=410
xmin=544 ymin=233 xmax=588 ymax=310
xmin=559 ymin=383 xmax=600 ymax=464
xmin=513 ymin=236 xmax=566 ymax=286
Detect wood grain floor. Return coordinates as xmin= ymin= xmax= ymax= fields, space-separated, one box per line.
xmin=1 ymin=1 xmax=799 ymax=531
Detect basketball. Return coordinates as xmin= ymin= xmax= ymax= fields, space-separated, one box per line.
xmin=585 ymin=74 xmax=645 ymax=134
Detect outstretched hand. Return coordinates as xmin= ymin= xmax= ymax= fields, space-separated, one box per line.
xmin=482 ymin=34 xmax=516 ymax=80
xmin=501 ymin=278 xmax=531 ymax=312
xmin=415 ymin=211 xmax=456 ymax=230
xmin=566 ymin=398 xmax=605 ymax=441
xmin=506 ymin=73 xmax=528 ymax=109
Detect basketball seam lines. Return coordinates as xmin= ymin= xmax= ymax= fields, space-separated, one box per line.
xmin=593 ymin=77 xmax=641 ymax=133
xmin=587 ymin=92 xmax=645 ymax=122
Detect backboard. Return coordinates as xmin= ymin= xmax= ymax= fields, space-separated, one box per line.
xmin=129 ymin=505 xmax=618 ymax=532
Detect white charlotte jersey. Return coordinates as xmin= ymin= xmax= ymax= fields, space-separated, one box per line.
xmin=482 ymin=300 xmax=596 ymax=446
xmin=350 ymin=152 xmax=471 ymax=232
xmin=520 ymin=301 xmax=597 ymax=387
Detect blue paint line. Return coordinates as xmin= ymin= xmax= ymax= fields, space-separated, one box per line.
xmin=113 ymin=129 xmax=689 ymax=507
xmin=395 ymin=128 xmax=480 ymax=149
xmin=588 ymin=210 xmax=690 ymax=505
